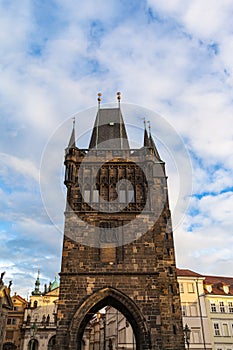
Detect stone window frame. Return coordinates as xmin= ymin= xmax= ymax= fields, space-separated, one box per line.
xmin=210 ymin=302 xmax=217 ymax=313
xmin=219 ymin=301 xmax=225 ymax=313
xmin=213 ymin=322 xmax=221 ymax=336
xmin=228 ymin=302 xmax=233 ymax=313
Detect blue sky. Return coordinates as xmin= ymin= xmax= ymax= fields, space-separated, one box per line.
xmin=1 ymin=0 xmax=233 ymax=297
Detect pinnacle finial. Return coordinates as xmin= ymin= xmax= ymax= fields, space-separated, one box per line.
xmin=117 ymin=91 xmax=121 ymax=107
xmin=143 ymin=117 xmax=146 ymax=129
xmin=72 ymin=117 xmax=75 ymax=128
xmin=147 ymin=121 xmax=151 ymax=136
xmin=97 ymin=92 xmax=102 ymax=107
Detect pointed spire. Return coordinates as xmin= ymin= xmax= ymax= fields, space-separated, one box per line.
xmin=32 ymin=268 xmax=42 ymax=296
xmin=68 ymin=117 xmax=76 ymax=148
xmin=143 ymin=118 xmax=150 ymax=147
xmin=148 ymin=121 xmax=161 ymax=160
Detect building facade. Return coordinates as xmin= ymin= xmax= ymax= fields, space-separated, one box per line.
xmin=20 ymin=272 xmax=59 ymax=350
xmin=56 ymin=95 xmax=185 ymax=350
xmin=0 ymin=273 xmax=13 ymax=350
xmin=203 ymin=275 xmax=233 ymax=350
xmin=3 ymin=293 xmax=27 ymax=350
xmin=177 ymin=269 xmax=212 ymax=350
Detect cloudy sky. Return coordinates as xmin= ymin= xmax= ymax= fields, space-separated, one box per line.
xmin=1 ymin=0 xmax=233 ymax=297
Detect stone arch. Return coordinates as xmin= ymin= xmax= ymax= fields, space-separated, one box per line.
xmin=68 ymin=287 xmax=151 ymax=350
xmin=48 ymin=335 xmax=56 ymax=350
xmin=27 ymin=339 xmax=39 ymax=350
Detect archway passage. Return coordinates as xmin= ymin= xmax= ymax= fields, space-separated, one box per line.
xmin=69 ymin=288 xmax=151 ymax=350
xmin=82 ymin=306 xmax=136 ymax=350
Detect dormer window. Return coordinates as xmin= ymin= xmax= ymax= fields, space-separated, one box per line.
xmin=205 ymin=284 xmax=212 ymax=293
xmin=223 ymin=285 xmax=229 ymax=294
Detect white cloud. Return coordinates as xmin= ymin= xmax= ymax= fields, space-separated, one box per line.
xmin=147 ymin=0 xmax=233 ymax=39
xmin=1 ymin=0 xmax=233 ymax=294
xmin=0 ymin=152 xmax=39 ymax=181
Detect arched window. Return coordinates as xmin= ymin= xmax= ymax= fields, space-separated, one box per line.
xmin=48 ymin=335 xmax=56 ymax=350
xmin=92 ymin=189 xmax=99 ymax=203
xmin=83 ymin=187 xmax=91 ymax=203
xmin=119 ymin=189 xmax=126 ymax=203
xmin=128 ymin=189 xmax=135 ymax=203
xmin=28 ymin=339 xmax=39 ymax=350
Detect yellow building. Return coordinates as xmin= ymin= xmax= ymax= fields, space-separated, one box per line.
xmin=3 ymin=293 xmax=28 ymax=350
xmin=177 ymin=268 xmax=212 ymax=350
xmin=203 ymin=275 xmax=233 ymax=350
xmin=21 ymin=271 xmax=59 ymax=350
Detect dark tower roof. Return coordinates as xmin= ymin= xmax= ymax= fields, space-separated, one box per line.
xmin=143 ymin=128 xmax=150 ymax=147
xmin=89 ymin=108 xmax=130 ymax=150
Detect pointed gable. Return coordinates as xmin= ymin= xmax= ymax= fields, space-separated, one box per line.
xmin=89 ymin=108 xmax=130 ymax=150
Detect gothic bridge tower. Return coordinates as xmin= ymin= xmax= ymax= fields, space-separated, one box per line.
xmin=56 ymin=94 xmax=185 ymax=350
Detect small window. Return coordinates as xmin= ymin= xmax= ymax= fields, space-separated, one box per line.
xmin=92 ymin=190 xmax=99 ymax=203
xmin=211 ymin=303 xmax=216 ymax=312
xmin=214 ymin=323 xmax=220 ymax=336
xmin=168 ymin=284 xmax=173 ymax=293
xmin=119 ymin=190 xmax=126 ymax=203
xmin=128 ymin=189 xmax=135 ymax=202
xmin=190 ymin=304 xmax=198 ymax=316
xmin=228 ymin=302 xmax=233 ymax=313
xmin=14 ymin=306 xmax=18 ymax=311
xmin=223 ymin=323 xmax=229 ymax=336
xmin=219 ymin=301 xmax=225 ymax=313
xmin=192 ymin=330 xmax=201 ymax=343
xmin=179 ymin=283 xmax=184 ymax=293
xmin=181 ymin=305 xmax=186 ymax=316
xmin=187 ymin=283 xmax=195 ymax=293
xmin=12 ymin=318 xmax=16 ymax=325
xmin=84 ymin=190 xmax=90 ymax=202
xmin=7 ymin=318 xmax=12 ymax=325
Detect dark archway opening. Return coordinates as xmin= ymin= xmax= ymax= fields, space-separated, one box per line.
xmin=72 ymin=290 xmax=150 ymax=350
xmin=82 ymin=306 xmax=136 ymax=350
xmin=27 ymin=339 xmax=39 ymax=350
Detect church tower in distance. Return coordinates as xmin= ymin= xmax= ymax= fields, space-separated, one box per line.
xmin=56 ymin=93 xmax=185 ymax=350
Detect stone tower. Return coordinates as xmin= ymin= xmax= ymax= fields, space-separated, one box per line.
xmin=56 ymin=95 xmax=185 ymax=350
